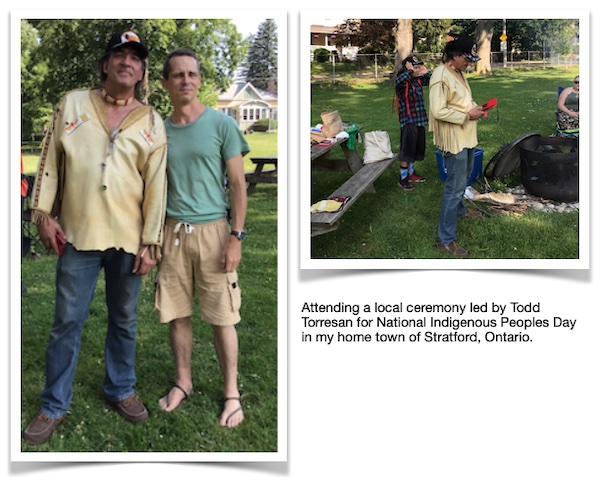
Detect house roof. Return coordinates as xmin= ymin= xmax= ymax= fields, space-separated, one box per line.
xmin=311 ymin=25 xmax=338 ymax=34
xmin=218 ymin=81 xmax=277 ymax=103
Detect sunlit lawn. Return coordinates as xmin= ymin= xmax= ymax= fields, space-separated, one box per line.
xmin=310 ymin=67 xmax=580 ymax=259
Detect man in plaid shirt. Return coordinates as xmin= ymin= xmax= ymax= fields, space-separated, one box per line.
xmin=394 ymin=56 xmax=432 ymax=190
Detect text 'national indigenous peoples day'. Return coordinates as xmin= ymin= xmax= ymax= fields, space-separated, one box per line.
xmin=300 ymin=301 xmax=577 ymax=344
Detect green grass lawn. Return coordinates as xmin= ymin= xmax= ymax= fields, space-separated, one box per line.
xmin=242 ymin=132 xmax=278 ymax=171
xmin=20 ymin=145 xmax=279 ymax=451
xmin=310 ymin=67 xmax=580 ymax=259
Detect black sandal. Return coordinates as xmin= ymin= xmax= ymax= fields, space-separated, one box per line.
xmin=163 ymin=384 xmax=191 ymax=411
xmin=222 ymin=397 xmax=243 ymax=425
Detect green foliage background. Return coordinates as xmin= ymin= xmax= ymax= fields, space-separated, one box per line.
xmin=334 ymin=18 xmax=579 ymax=56
xmin=243 ymin=19 xmax=278 ymax=91
xmin=21 ymin=18 xmax=248 ymax=139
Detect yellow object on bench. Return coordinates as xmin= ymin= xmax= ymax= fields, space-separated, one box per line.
xmin=311 ymin=199 xmax=345 ymax=213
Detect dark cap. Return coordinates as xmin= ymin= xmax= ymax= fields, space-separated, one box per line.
xmin=448 ymin=36 xmax=480 ymax=62
xmin=105 ymin=30 xmax=148 ymax=59
xmin=403 ymin=55 xmax=424 ymax=66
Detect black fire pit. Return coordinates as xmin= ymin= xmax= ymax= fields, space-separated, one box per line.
xmin=519 ymin=136 xmax=579 ymax=202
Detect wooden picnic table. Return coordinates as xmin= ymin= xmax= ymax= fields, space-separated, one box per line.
xmin=311 ymin=135 xmax=364 ymax=174
xmin=246 ymin=156 xmax=277 ymax=195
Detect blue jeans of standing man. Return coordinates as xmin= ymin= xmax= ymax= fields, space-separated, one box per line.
xmin=39 ymin=244 xmax=142 ymax=419
xmin=437 ymin=148 xmax=474 ymax=246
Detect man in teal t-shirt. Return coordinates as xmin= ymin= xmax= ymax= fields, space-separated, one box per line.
xmin=165 ymin=106 xmax=249 ymax=224
xmin=155 ymin=48 xmax=250 ymax=428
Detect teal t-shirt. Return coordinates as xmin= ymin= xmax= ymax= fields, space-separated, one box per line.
xmin=165 ymin=106 xmax=250 ymax=224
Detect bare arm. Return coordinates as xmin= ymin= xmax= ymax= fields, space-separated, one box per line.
xmin=558 ymin=87 xmax=578 ymax=117
xmin=222 ymin=154 xmax=247 ymax=272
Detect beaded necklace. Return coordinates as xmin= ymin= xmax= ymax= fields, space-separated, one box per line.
xmin=101 ymin=88 xmax=134 ymax=106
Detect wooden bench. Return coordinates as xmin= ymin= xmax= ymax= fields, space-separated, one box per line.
xmin=246 ymin=156 xmax=277 ymax=195
xmin=311 ymin=154 xmax=397 ymax=236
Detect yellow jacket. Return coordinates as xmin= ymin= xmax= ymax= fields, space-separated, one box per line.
xmin=31 ymin=89 xmax=167 ymax=257
xmin=429 ymin=65 xmax=478 ymax=154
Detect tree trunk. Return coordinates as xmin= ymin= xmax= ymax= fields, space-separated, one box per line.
xmin=394 ymin=19 xmax=413 ymax=74
xmin=475 ymin=20 xmax=495 ymax=75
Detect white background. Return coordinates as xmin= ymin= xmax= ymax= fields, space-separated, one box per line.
xmin=6 ymin=1 xmax=598 ymax=479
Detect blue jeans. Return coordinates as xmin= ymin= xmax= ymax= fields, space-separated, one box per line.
xmin=437 ymin=148 xmax=474 ymax=246
xmin=39 ymin=244 xmax=141 ymax=419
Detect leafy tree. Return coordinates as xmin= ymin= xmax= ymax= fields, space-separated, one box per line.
xmin=451 ymin=19 xmax=479 ymax=37
xmin=412 ymin=19 xmax=454 ymax=53
xmin=243 ymin=19 xmax=278 ymax=91
xmin=336 ymin=18 xmax=454 ymax=58
xmin=504 ymin=19 xmax=578 ymax=55
xmin=334 ymin=17 xmax=578 ymax=77
xmin=453 ymin=18 xmax=578 ymax=56
xmin=21 ymin=18 xmax=247 ymax=138
xmin=338 ymin=18 xmax=453 ymax=71
xmin=21 ymin=20 xmax=51 ymax=141
xmin=336 ymin=19 xmax=397 ymax=55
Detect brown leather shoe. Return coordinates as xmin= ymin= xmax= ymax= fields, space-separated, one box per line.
xmin=23 ymin=412 xmax=67 ymax=445
xmin=463 ymin=209 xmax=483 ymax=219
xmin=437 ymin=241 xmax=469 ymax=258
xmin=110 ymin=394 xmax=149 ymax=423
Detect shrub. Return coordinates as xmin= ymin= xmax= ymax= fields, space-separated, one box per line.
xmin=313 ymin=48 xmax=334 ymax=63
xmin=251 ymin=118 xmax=277 ymax=131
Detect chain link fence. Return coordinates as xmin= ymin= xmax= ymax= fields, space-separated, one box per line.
xmin=311 ymin=51 xmax=579 ymax=83
xmin=490 ymin=51 xmax=579 ymax=69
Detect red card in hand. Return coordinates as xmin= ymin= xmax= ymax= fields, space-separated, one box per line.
xmin=55 ymin=234 xmax=66 ymax=256
xmin=480 ymin=97 xmax=497 ymax=111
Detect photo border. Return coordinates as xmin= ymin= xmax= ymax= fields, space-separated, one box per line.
xmin=300 ymin=10 xmax=589 ymax=270
xmin=11 ymin=9 xmax=288 ymax=463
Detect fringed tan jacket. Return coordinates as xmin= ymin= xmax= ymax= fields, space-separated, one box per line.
xmin=31 ymin=89 xmax=167 ymax=258
xmin=429 ymin=65 xmax=479 ymax=154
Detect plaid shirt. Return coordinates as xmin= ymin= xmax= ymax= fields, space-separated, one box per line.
xmin=395 ymin=70 xmax=432 ymax=128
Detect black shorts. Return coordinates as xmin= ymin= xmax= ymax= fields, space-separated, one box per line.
xmin=399 ymin=124 xmax=426 ymax=162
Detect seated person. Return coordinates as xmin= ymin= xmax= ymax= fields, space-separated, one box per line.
xmin=557 ymin=75 xmax=579 ymax=132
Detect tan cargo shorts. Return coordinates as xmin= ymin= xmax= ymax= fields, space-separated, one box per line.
xmin=155 ymin=217 xmax=241 ymax=326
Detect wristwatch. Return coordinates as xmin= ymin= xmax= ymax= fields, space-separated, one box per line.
xmin=230 ymin=230 xmax=246 ymax=241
